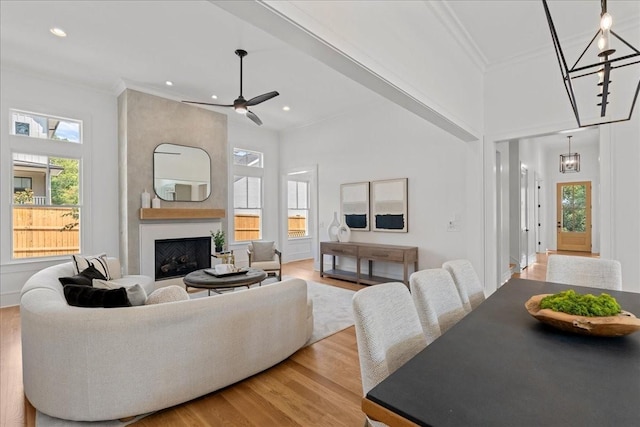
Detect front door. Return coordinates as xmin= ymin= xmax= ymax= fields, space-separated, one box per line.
xmin=556 ymin=181 xmax=591 ymax=252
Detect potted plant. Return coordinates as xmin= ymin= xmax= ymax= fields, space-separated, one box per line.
xmin=211 ymin=230 xmax=225 ymax=253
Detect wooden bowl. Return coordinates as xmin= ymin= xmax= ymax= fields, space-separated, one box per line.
xmin=525 ymin=294 xmax=640 ymax=337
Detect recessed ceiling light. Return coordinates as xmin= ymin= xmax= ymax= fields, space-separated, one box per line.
xmin=165 ymin=81 xmax=174 ymax=86
xmin=282 ymin=106 xmax=291 ymax=111
xmin=211 ymin=95 xmax=218 ymax=99
xmin=50 ymin=27 xmax=67 ymax=38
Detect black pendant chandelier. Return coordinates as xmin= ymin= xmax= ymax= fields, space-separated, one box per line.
xmin=560 ymin=135 xmax=580 ymax=173
xmin=543 ymin=0 xmax=640 ymax=128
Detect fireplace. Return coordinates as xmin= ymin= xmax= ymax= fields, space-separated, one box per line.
xmin=154 ymin=237 xmax=211 ymax=280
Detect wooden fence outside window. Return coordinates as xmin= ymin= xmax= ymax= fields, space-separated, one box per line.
xmin=234 ymin=214 xmax=307 ymax=241
xmin=13 ymin=206 xmax=79 ymax=258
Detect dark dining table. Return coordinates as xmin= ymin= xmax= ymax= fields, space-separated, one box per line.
xmin=362 ymin=278 xmax=640 ymax=427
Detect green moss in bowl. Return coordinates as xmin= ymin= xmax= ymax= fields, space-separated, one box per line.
xmin=540 ymin=289 xmax=621 ymax=317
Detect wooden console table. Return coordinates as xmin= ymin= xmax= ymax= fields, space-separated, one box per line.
xmin=320 ymin=241 xmax=418 ymax=285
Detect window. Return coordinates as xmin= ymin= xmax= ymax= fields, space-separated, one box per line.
xmin=10 ymin=109 xmax=83 ymax=260
xmin=11 ymin=109 xmax=81 ymax=143
xmin=288 ymin=180 xmax=309 ymax=238
xmin=233 ymin=148 xmax=263 ymax=241
xmin=13 ymin=177 xmax=32 ymax=193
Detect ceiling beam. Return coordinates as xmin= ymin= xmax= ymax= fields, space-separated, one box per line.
xmin=211 ymin=0 xmax=479 ymax=142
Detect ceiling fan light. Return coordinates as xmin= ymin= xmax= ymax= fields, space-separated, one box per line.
xmin=235 ymin=106 xmax=247 ymax=114
xmin=49 ymin=27 xmax=67 ymax=37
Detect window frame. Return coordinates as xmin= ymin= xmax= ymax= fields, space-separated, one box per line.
xmin=232 ymin=147 xmax=264 ymax=243
xmin=287 ymin=179 xmax=310 ymax=239
xmin=5 ymin=108 xmax=88 ymax=263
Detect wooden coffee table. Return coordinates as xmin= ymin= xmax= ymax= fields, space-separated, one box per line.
xmin=183 ymin=268 xmax=268 ymax=295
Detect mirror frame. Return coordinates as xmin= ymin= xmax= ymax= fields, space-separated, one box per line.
xmin=153 ymin=143 xmax=211 ymax=202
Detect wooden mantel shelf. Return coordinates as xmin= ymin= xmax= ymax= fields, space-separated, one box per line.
xmin=139 ymin=208 xmax=225 ymax=220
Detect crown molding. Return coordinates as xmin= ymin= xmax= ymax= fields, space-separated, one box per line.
xmin=422 ymin=0 xmax=488 ymax=72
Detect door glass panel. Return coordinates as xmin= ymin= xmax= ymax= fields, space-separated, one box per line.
xmin=561 ymin=184 xmax=586 ymax=232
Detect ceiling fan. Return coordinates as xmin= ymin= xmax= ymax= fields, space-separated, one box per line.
xmin=183 ymin=49 xmax=279 ymax=126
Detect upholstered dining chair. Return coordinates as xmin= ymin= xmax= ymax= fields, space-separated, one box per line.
xmin=546 ymin=255 xmax=622 ymax=291
xmin=247 ymin=241 xmax=282 ymax=281
xmin=352 ymin=282 xmax=428 ymax=427
xmin=442 ymin=259 xmax=486 ymax=312
xmin=409 ymin=268 xmax=468 ymax=342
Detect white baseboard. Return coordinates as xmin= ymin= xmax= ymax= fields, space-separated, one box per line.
xmin=0 ymin=291 xmax=21 ymax=308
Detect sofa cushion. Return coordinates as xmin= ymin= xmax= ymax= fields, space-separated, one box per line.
xmin=72 ymin=253 xmax=112 ymax=279
xmin=145 ymin=286 xmax=189 ymax=305
xmin=252 ymin=241 xmax=275 ymax=262
xmin=93 ymin=280 xmax=147 ymax=306
xmin=59 ymin=265 xmax=107 ymax=287
xmin=63 ymin=285 xmax=131 ymax=308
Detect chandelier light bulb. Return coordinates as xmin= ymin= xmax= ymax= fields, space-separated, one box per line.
xmin=600 ymin=12 xmax=613 ymax=31
xmin=598 ymin=33 xmax=609 ymax=51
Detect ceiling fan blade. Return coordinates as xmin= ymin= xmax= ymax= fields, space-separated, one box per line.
xmin=182 ymin=100 xmax=233 ymax=108
xmin=246 ymin=91 xmax=279 ymax=106
xmin=246 ymin=110 xmax=263 ymax=126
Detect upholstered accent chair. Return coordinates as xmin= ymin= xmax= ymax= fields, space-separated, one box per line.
xmin=247 ymin=241 xmax=282 ymax=281
xmin=442 ymin=259 xmax=486 ymax=312
xmin=546 ymin=255 xmax=622 ymax=291
xmin=352 ymin=282 xmax=428 ymax=427
xmin=410 ymin=268 xmax=467 ymax=343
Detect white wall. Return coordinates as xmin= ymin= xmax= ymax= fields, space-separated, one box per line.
xmin=0 ymin=66 xmax=119 ymax=306
xmin=279 ymin=100 xmax=472 ymax=280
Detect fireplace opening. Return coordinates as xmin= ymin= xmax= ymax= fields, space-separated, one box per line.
xmin=154 ymin=237 xmax=211 ymax=280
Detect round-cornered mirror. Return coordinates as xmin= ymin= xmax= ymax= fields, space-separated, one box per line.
xmin=153 ymin=143 xmax=211 ymax=201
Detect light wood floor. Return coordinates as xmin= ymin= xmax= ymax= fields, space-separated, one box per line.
xmin=0 ymin=252 xmax=597 ymax=426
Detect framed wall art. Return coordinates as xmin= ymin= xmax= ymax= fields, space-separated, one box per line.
xmin=340 ymin=181 xmax=370 ymax=230
xmin=371 ymin=178 xmax=408 ymax=232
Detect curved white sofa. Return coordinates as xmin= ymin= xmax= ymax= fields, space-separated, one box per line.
xmin=20 ymin=260 xmax=313 ymax=421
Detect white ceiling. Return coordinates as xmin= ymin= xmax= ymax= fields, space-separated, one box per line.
xmin=1 ymin=1 xmax=638 ymax=132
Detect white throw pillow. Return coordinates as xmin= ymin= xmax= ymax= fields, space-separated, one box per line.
xmin=252 ymin=241 xmax=275 ymax=262
xmin=145 ymin=286 xmax=189 ymax=305
xmin=93 ymin=279 xmax=147 ymax=306
xmin=72 ymin=253 xmax=111 ymax=279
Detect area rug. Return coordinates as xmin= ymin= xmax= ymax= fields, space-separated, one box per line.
xmin=36 ymin=279 xmax=355 ymax=426
xmin=304 ymin=279 xmax=356 ymax=345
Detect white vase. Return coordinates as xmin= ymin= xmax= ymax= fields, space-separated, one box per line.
xmin=151 ymin=195 xmax=161 ymax=208
xmin=327 ymin=212 xmax=340 ymax=242
xmin=141 ymin=189 xmax=150 ymax=209
xmin=337 ymin=222 xmax=351 ymax=243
